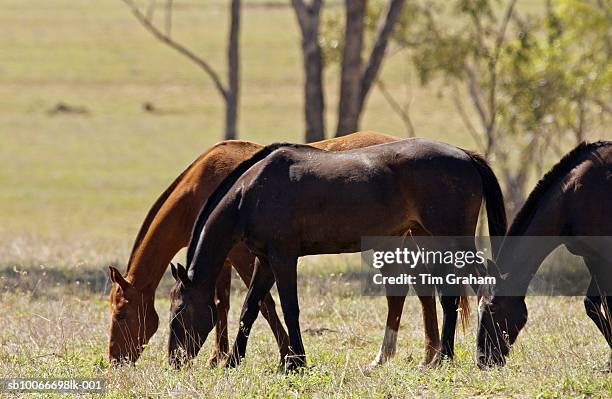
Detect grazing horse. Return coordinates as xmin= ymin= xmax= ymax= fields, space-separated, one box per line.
xmin=107 ymin=132 xmax=399 ymax=365
xmin=476 ymin=141 xmax=612 ymax=369
xmin=168 ymin=138 xmax=507 ymax=370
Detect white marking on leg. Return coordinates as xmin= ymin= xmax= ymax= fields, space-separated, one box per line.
xmin=370 ymin=326 xmax=398 ymax=366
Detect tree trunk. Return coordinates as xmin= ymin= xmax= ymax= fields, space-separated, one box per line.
xmin=336 ymin=0 xmax=405 ymax=136
xmin=292 ymin=0 xmax=326 ymax=143
xmin=358 ymin=0 xmax=406 ymax=115
xmin=225 ymin=0 xmax=241 ymax=140
xmin=336 ymin=0 xmax=366 ymax=137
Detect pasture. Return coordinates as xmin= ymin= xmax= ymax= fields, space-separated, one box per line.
xmin=0 ymin=0 xmax=610 ymax=397
xmin=2 ymin=261 xmax=612 ymax=397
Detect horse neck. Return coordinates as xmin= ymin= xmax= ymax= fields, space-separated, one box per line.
xmin=126 ymin=199 xmax=195 ymax=293
xmin=496 ymin=188 xmax=567 ymax=297
xmin=190 ymin=195 xmax=242 ymax=292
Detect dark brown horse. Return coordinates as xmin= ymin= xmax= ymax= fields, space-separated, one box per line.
xmin=107 ymin=132 xmax=399 ymax=365
xmin=477 ymin=141 xmax=612 ymax=369
xmin=168 ymin=138 xmax=507 ymax=370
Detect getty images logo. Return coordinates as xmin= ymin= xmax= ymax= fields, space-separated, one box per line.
xmin=371 ymin=247 xmax=487 ymax=269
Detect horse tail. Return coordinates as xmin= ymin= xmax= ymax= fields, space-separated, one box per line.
xmin=463 ymin=150 xmax=507 ymax=258
xmin=459 ymin=294 xmax=471 ymax=332
xmin=186 ymin=142 xmax=292 ymax=266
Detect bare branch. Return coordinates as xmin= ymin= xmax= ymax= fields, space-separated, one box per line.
xmin=292 ymin=0 xmax=323 ymax=34
xmin=493 ymin=0 xmax=518 ymax=62
xmin=451 ymin=84 xmax=485 ymax=151
xmin=121 ymin=0 xmax=228 ymax=99
xmin=488 ymin=0 xmax=518 ymax=119
xmin=292 ymin=0 xmax=309 ymax=34
xmin=359 ymin=0 xmax=407 ymax=111
xmin=484 ymin=0 xmax=517 ymax=154
xmin=469 ymin=11 xmax=489 ymax=59
xmin=376 ymin=79 xmax=415 ymax=137
xmin=463 ymin=65 xmax=489 ymax=132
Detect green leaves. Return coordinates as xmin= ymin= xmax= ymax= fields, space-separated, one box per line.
xmin=321 ymin=0 xmax=609 ymax=213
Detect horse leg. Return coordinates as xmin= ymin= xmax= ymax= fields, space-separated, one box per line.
xmin=584 ymin=278 xmax=612 ymax=343
xmin=439 ymin=294 xmax=460 ymax=361
xmin=268 ymin=251 xmax=304 ymax=372
xmin=414 ymin=174 xmax=481 ymax=364
xmin=605 ymin=296 xmax=612 ymax=371
xmin=436 ymin=238 xmax=479 ymax=363
xmin=370 ymin=295 xmax=406 ymax=367
xmin=228 ymin=243 xmax=290 ymax=364
xmin=225 ymin=256 xmax=276 ymax=368
xmin=583 ymin=262 xmax=612 ymax=371
xmin=419 ymin=295 xmax=440 ymax=366
xmin=209 ymin=258 xmax=232 ymax=367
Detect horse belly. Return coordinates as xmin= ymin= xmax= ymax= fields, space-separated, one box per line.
xmin=297 ymin=188 xmax=412 ymax=255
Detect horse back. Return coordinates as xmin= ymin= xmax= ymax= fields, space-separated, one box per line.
xmin=235 ymin=139 xmax=483 ymax=254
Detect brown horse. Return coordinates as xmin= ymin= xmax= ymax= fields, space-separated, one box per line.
xmin=108 ymin=131 xmax=399 ymax=365
xmin=168 ymin=138 xmax=507 ymax=370
xmin=477 ymin=141 xmax=612 ymax=369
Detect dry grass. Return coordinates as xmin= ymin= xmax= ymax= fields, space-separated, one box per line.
xmin=0 ymin=0 xmax=548 ymax=247
xmin=1 ymin=251 xmax=611 ymax=398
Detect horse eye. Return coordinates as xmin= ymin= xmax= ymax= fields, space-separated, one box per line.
xmin=115 ymin=313 xmax=126 ymax=321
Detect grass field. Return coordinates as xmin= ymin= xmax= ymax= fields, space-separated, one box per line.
xmin=1 ymin=0 xmax=611 ymax=397
xmin=2 ymin=266 xmax=612 ymax=398
xmin=0 ymin=0 xmax=550 ymax=248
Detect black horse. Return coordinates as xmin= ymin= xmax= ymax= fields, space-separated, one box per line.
xmin=477 ymin=141 xmax=612 ymax=369
xmin=167 ymin=138 xmax=506 ymax=371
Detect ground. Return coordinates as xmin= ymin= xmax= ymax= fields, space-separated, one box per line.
xmin=0 ymin=0 xmax=610 ymax=397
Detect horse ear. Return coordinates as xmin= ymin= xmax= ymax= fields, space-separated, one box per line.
xmin=170 ymin=263 xmax=178 ymax=281
xmin=176 ymin=263 xmax=191 ymax=287
xmin=109 ymin=266 xmax=130 ymax=289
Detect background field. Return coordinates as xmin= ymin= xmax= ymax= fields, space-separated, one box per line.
xmin=0 ymin=0 xmax=610 ymax=397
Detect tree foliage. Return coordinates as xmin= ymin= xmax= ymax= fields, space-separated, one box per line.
xmin=323 ymin=0 xmax=611 ymax=214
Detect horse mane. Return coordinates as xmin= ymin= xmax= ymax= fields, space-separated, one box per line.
xmin=186 ymin=142 xmax=295 ymax=267
xmin=125 ymin=150 xmax=212 ymax=273
xmin=508 ymin=140 xmax=611 ymax=236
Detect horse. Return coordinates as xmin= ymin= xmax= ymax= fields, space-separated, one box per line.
xmin=476 ymin=141 xmax=612 ymax=369
xmin=107 ymin=131 xmax=400 ymax=365
xmin=168 ymin=137 xmax=507 ymax=371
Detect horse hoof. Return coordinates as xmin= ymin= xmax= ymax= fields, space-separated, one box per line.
xmin=281 ymin=356 xmax=306 ymax=373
